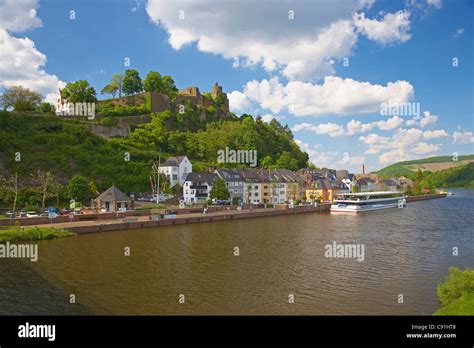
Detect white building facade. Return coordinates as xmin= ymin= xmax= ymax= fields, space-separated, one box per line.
xmin=158 ymin=156 xmax=192 ymax=187
xmin=183 ymin=173 xmax=217 ymax=204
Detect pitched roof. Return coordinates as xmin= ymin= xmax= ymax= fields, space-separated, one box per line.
xmin=95 ymin=185 xmax=129 ymax=202
xmin=161 ymin=156 xmax=187 ymax=167
xmin=215 ymin=168 xmax=243 ymax=182
xmin=379 ymin=179 xmax=400 ymax=187
xmin=184 ymin=172 xmax=217 ymax=185
xmin=357 ymin=177 xmax=375 ymax=185
xmin=312 ymin=179 xmax=332 ymax=189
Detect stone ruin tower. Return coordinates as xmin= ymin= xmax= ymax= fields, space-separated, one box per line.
xmin=211 ymin=82 xmax=229 ymax=112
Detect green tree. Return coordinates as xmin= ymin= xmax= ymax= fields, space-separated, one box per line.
xmin=61 ymin=80 xmax=97 ymax=103
xmin=67 ymin=175 xmax=92 ymax=204
xmin=32 ymin=170 xmax=61 ymax=210
xmin=111 ymin=74 xmax=124 ymax=97
xmin=170 ymin=183 xmax=181 ymax=196
xmin=435 ymin=267 xmax=474 ymax=315
xmin=143 ymin=71 xmax=178 ymax=96
xmin=260 ymin=156 xmax=273 ymax=168
xmin=0 ymin=86 xmax=42 ymax=111
xmin=276 ymin=151 xmax=299 ymax=171
xmin=143 ymin=71 xmax=164 ymax=93
xmin=88 ymin=180 xmax=98 ymax=197
xmin=161 ymin=75 xmax=178 ymax=96
xmin=210 ymin=178 xmax=230 ymax=201
xmin=122 ymin=69 xmax=142 ymax=95
xmin=37 ymin=102 xmax=55 ymax=114
xmin=101 ymin=83 xmax=119 ymax=98
xmin=414 ymin=168 xmax=424 ymax=183
xmin=0 ymin=173 xmax=27 ymax=212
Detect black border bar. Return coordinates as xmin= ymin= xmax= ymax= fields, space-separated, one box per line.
xmin=0 ymin=315 xmax=473 ymax=346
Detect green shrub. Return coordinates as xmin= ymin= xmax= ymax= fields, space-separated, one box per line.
xmin=97 ymin=102 xmax=150 ymax=117
xmin=0 ymin=226 xmax=74 ymax=243
xmin=97 ymin=117 xmax=118 ymax=126
xmin=434 ymin=267 xmax=474 ymax=315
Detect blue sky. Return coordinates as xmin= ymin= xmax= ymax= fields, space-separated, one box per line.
xmin=0 ymin=0 xmax=473 ymax=172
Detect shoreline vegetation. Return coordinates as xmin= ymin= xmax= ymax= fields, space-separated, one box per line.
xmin=434 ymin=267 xmax=474 ymax=316
xmin=0 ymin=225 xmax=74 ymax=244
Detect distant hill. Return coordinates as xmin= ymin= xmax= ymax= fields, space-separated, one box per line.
xmin=375 ymin=155 xmax=474 ymax=177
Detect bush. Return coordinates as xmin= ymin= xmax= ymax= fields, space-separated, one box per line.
xmin=97 ymin=102 xmax=149 ymax=117
xmin=0 ymin=226 xmax=74 ymax=243
xmin=97 ymin=117 xmax=118 ymax=126
xmin=434 ymin=267 xmax=474 ymax=315
xmin=136 ymin=203 xmax=166 ymax=210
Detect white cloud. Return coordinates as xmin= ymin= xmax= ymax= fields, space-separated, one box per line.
xmin=0 ymin=0 xmax=42 ymax=32
xmin=146 ymin=0 xmax=381 ymax=81
xmin=452 ymin=131 xmax=474 ymax=144
xmin=404 ymin=111 xmax=439 ymax=128
xmin=353 ymin=10 xmax=412 ymax=44
xmin=426 ymin=0 xmax=442 ymax=9
xmin=292 ymin=115 xmax=406 ymax=137
xmin=295 ymin=139 xmax=365 ymax=171
xmin=0 ymin=1 xmax=64 ymax=103
xmin=373 ymin=115 xmax=405 ymax=130
xmin=360 ymin=128 xmax=443 ymax=163
xmin=0 ymin=29 xmax=64 ymax=103
xmin=241 ymin=76 xmax=414 ymax=117
xmin=453 ymin=28 xmax=464 ymax=38
xmin=419 ymin=111 xmax=438 ymax=128
xmin=260 ymin=114 xmax=285 ymax=123
xmin=228 ymin=90 xmax=251 ymax=114
xmin=423 ymin=129 xmax=448 ymax=139
xmin=301 ymin=122 xmax=346 ymax=136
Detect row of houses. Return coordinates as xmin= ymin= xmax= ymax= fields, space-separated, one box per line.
xmin=155 ymin=156 xmax=413 ymax=205
xmin=183 ymin=169 xmax=302 ymax=204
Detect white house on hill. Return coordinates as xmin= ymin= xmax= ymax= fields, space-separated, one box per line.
xmin=158 ymin=156 xmax=192 ymax=187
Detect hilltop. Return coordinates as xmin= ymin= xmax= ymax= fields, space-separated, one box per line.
xmin=375 ymin=155 xmax=474 ymax=177
xmin=0 ymin=107 xmax=308 ymax=194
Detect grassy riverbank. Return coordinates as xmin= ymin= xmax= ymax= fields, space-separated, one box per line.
xmin=0 ymin=225 xmax=74 ymax=243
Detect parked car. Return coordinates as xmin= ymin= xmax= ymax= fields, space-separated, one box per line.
xmin=26 ymin=211 xmax=39 ymax=217
xmin=5 ymin=210 xmax=15 ymax=219
xmin=60 ymin=208 xmax=69 ymax=215
xmin=18 ymin=210 xmax=27 ymax=218
xmin=212 ymin=199 xmax=230 ymax=205
xmin=150 ymin=193 xmax=167 ymax=202
xmin=46 ymin=207 xmax=60 ymax=214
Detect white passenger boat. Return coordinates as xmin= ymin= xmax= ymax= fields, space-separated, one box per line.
xmin=330 ymin=191 xmax=406 ymax=213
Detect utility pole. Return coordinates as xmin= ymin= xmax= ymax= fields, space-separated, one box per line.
xmin=156 ymin=149 xmax=161 ymax=205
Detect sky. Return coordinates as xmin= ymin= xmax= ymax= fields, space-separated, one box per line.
xmin=0 ymin=0 xmax=473 ymax=173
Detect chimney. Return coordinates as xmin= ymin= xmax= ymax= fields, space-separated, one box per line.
xmin=362 ymin=164 xmax=365 ymax=175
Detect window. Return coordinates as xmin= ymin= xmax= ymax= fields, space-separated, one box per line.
xmin=173 ymin=175 xmax=178 ymax=180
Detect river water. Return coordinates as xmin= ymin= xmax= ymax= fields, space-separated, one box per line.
xmin=1 ymin=189 xmax=473 ymax=315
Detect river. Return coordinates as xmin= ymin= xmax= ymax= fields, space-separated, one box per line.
xmin=1 ymin=189 xmax=473 ymax=315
